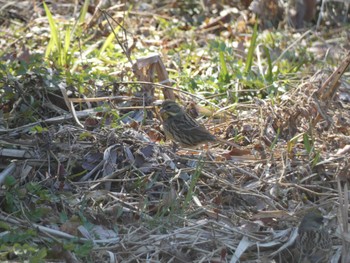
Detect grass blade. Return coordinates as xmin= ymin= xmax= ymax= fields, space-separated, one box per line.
xmin=43 ymin=2 xmax=61 ymax=62
xmin=245 ymin=22 xmax=258 ymax=74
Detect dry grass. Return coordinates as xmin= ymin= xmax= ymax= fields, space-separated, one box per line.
xmin=1 ymin=1 xmax=350 ymax=262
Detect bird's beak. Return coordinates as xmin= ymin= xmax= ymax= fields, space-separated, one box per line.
xmin=159 ymin=108 xmax=169 ymax=120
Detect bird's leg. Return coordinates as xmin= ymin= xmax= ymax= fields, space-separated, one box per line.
xmin=197 ymin=143 xmax=213 ymax=160
xmin=204 ymin=144 xmax=215 ymax=161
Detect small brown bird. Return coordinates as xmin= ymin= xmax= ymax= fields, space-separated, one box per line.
xmin=159 ymin=100 xmax=217 ymax=148
xmin=296 ymin=210 xmax=332 ymax=263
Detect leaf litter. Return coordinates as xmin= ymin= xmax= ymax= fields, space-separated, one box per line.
xmin=0 ymin=1 xmax=349 ymax=262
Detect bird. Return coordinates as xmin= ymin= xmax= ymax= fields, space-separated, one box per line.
xmin=295 ymin=210 xmax=332 ymax=263
xmin=159 ymin=100 xmax=217 ymax=148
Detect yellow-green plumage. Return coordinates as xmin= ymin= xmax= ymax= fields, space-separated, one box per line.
xmin=160 ymin=100 xmax=216 ymax=147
